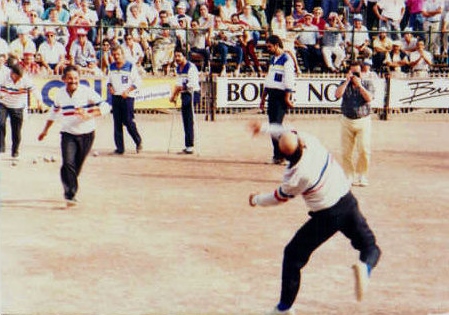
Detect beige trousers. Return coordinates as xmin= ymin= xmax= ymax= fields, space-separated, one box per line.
xmin=341 ymin=115 xmax=371 ymax=179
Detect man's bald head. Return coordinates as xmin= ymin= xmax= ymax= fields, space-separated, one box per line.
xmin=279 ymin=132 xmax=303 ymax=166
xmin=279 ymin=132 xmax=299 ymax=155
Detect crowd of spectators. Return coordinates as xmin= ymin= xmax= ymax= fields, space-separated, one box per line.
xmin=0 ymin=0 xmax=448 ymax=77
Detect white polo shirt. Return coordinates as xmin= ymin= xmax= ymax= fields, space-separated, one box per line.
xmin=49 ymin=84 xmax=110 ymax=135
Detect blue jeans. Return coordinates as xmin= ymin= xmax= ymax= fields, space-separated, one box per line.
xmin=216 ymin=43 xmax=243 ymax=67
xmin=408 ymin=12 xmax=425 ymax=40
xmin=322 ymin=0 xmax=340 ymax=19
xmin=0 ymin=104 xmax=23 ymax=155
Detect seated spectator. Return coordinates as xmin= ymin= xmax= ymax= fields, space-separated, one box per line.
xmin=19 ymin=51 xmax=42 ymax=75
xmin=34 ymin=52 xmax=51 ymax=75
xmin=10 ymin=26 xmax=37 ymax=60
xmin=238 ymin=6 xmax=262 ymax=74
xmin=292 ymin=0 xmax=306 ymax=26
xmin=126 ymin=2 xmax=149 ymax=28
xmin=295 ymin=11 xmax=322 ymax=72
xmin=67 ymin=13 xmax=92 ymax=53
xmin=96 ymin=39 xmax=114 ymax=74
xmin=271 ymin=9 xmax=287 ymax=40
xmin=188 ymin=19 xmax=211 ymax=72
xmin=23 ymin=0 xmax=44 ymax=18
xmin=98 ymin=0 xmax=123 ymax=24
xmin=198 ymin=4 xmax=215 ymax=29
xmin=152 ymin=0 xmax=174 ymax=17
xmin=311 ymin=6 xmax=326 ymax=36
xmin=321 ymin=12 xmax=346 ymax=72
xmin=69 ymin=28 xmax=96 ymax=71
xmin=126 ymin=0 xmax=158 ymax=26
xmin=121 ymin=33 xmax=145 ymax=72
xmin=239 ymin=0 xmax=268 ymax=31
xmin=210 ymin=15 xmax=243 ymax=76
xmin=345 ymin=13 xmax=372 ymax=60
xmin=43 ymin=7 xmax=69 ymax=47
xmin=37 ymin=28 xmax=67 ymax=75
xmin=385 ymin=40 xmax=409 ymax=77
xmin=151 ymin=24 xmax=177 ymax=75
xmin=220 ymin=0 xmax=237 ymax=24
xmin=28 ymin=9 xmax=46 ymax=49
xmin=175 ymin=1 xmax=192 ymax=25
xmin=372 ymin=26 xmax=393 ymax=72
xmin=41 ymin=0 xmax=70 ymax=23
xmin=132 ymin=23 xmax=153 ymax=71
xmin=401 ymin=27 xmax=418 ymax=56
xmin=71 ymin=0 xmax=99 ymax=45
xmin=409 ymin=39 xmax=433 ymax=77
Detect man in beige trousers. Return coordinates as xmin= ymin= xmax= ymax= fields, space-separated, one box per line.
xmin=335 ymin=60 xmax=375 ymax=187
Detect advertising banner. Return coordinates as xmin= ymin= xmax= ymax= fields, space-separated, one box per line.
xmin=215 ymin=77 xmax=385 ymax=108
xmin=29 ymin=76 xmax=177 ymax=110
xmin=389 ymin=78 xmax=449 ymax=108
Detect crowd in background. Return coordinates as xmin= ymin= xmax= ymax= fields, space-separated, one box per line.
xmin=0 ymin=0 xmax=448 ymax=78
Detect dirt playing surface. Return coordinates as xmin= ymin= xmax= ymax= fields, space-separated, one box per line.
xmin=1 ymin=112 xmax=449 ymax=315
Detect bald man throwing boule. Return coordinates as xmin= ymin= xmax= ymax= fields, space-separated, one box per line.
xmin=248 ymin=120 xmax=381 ymax=315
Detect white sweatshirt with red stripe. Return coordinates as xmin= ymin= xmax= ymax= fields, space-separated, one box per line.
xmin=0 ymin=71 xmax=42 ymax=109
xmin=253 ymin=124 xmax=351 ymax=211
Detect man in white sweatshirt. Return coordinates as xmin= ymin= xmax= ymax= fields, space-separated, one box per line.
xmin=248 ymin=121 xmax=381 ymax=315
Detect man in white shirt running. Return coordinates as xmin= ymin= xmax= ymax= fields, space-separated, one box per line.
xmin=38 ymin=65 xmax=110 ymax=208
xmin=248 ymin=121 xmax=381 ymax=315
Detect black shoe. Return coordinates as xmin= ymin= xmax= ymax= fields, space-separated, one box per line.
xmin=272 ymin=157 xmax=285 ymax=165
xmin=12 ymin=152 xmax=19 ymax=158
xmin=136 ymin=144 xmax=142 ymax=154
xmin=180 ymin=148 xmax=194 ymax=155
xmin=111 ymin=149 xmax=124 ymax=155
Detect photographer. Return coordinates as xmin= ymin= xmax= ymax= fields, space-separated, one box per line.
xmin=335 ymin=60 xmax=375 ymax=187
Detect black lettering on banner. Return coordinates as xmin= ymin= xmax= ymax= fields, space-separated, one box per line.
xmin=240 ymin=83 xmax=259 ymax=102
xmin=228 ymin=83 xmax=240 ymax=101
xmin=308 ymin=83 xmax=340 ymax=102
xmin=400 ymin=81 xmax=449 ymax=104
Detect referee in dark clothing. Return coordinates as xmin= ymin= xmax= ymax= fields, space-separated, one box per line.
xmin=260 ymin=35 xmax=296 ymax=164
xmin=107 ymin=45 xmax=143 ymax=154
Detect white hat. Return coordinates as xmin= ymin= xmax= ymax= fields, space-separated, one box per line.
xmin=105 ymin=3 xmax=115 ymax=11
xmin=77 ymin=28 xmax=88 ymax=35
xmin=353 ymin=14 xmax=363 ymax=21
xmin=177 ymin=1 xmax=187 ymax=9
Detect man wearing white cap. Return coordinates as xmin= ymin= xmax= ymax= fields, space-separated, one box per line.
xmin=69 ymin=28 xmax=96 ymax=69
xmin=38 ymin=28 xmax=67 ymax=75
xmin=372 ymin=26 xmax=392 ymax=71
xmin=9 ymin=27 xmax=37 ymax=60
xmin=346 ymin=14 xmax=372 ymax=61
xmin=385 ymin=40 xmax=409 ymax=77
xmin=175 ymin=1 xmax=192 ymax=24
